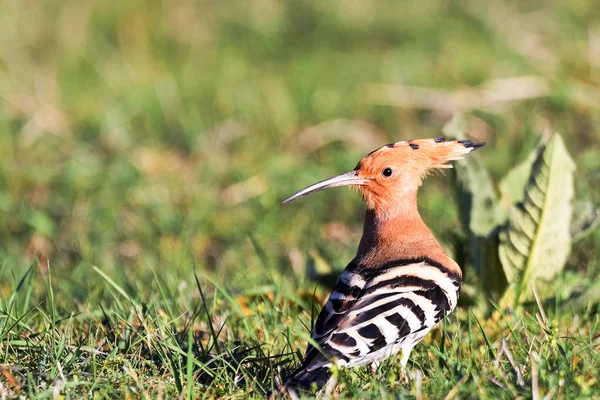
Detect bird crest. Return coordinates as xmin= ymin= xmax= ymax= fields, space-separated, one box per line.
xmin=284 ymin=138 xmax=485 ymax=219
xmin=356 ymin=138 xmax=484 ymax=174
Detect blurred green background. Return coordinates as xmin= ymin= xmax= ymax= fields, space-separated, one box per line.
xmin=0 ymin=0 xmax=599 ymax=397
xmin=1 ymin=0 xmax=598 ymax=288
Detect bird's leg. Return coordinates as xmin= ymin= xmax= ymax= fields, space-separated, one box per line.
xmin=370 ymin=360 xmax=380 ymax=374
xmin=287 ymin=388 xmax=300 ymax=400
xmin=400 ymin=369 xmax=410 ymax=385
xmin=321 ymin=374 xmax=337 ymax=399
xmin=399 ymin=345 xmax=414 ymax=385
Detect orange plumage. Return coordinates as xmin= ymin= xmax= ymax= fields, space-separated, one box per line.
xmin=352 ymin=138 xmax=483 ymax=218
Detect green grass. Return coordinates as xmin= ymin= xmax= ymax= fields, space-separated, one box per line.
xmin=1 ymin=0 xmax=599 ymax=398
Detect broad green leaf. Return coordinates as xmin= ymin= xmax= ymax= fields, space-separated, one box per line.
xmin=443 ymin=114 xmax=500 ymax=237
xmin=442 ymin=113 xmax=466 ymax=139
xmin=444 ymin=114 xmax=505 ymax=302
xmin=499 ymin=134 xmax=575 ymax=307
xmin=498 ymin=138 xmax=546 ymax=216
xmin=570 ymin=200 xmax=600 ymax=242
xmin=454 ymin=154 xmax=500 ymax=237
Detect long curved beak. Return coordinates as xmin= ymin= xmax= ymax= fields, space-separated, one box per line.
xmin=282 ymin=171 xmax=369 ymax=204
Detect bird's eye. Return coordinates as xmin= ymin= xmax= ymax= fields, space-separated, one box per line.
xmin=382 ymin=168 xmax=393 ymax=177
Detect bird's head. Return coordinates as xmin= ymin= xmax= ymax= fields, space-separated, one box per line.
xmin=283 ymin=138 xmax=485 ymax=220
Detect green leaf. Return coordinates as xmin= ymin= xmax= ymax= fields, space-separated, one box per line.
xmin=499 ymin=134 xmax=575 ymax=307
xmin=443 ymin=114 xmax=500 ymax=237
xmin=498 ymin=139 xmax=546 ymax=217
xmin=455 ymin=155 xmax=500 ymax=237
xmin=444 ymin=114 xmax=505 ymax=302
xmin=570 ymin=200 xmax=600 ymax=242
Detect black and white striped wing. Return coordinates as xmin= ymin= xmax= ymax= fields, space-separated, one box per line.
xmin=304 ymin=258 xmax=461 ymax=368
xmin=302 ymin=260 xmax=366 ymax=365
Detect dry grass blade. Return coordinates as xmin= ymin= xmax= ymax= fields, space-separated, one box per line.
xmin=531 ymin=352 xmax=539 ymax=400
xmin=0 ymin=380 xmax=8 ymax=400
xmin=124 ymin=361 xmax=152 ymax=400
xmin=501 ymin=339 xmax=525 ymax=387
xmin=362 ymin=76 xmax=549 ymax=113
xmin=221 ymin=175 xmax=269 ymax=206
xmin=532 ymin=285 xmax=548 ymax=329
xmin=297 ymin=119 xmax=386 ymax=155
xmin=444 ymin=374 xmax=469 ymax=400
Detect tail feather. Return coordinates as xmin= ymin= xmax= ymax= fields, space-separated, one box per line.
xmin=283 ymin=364 xmax=332 ymax=397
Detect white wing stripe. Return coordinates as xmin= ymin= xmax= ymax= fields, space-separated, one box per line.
xmin=368 ymin=264 xmax=458 ymax=308
xmin=347 ymin=293 xmax=407 ymax=315
xmin=339 ymin=270 xmax=366 ymax=287
xmin=402 ymin=291 xmax=437 ymax=327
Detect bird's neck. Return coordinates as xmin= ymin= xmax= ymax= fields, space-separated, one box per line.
xmin=356 ymin=197 xmax=453 ymax=270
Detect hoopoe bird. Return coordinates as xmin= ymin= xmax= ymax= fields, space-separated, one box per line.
xmin=281 ymin=138 xmax=484 ymax=396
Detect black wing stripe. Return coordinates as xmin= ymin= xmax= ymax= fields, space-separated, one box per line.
xmin=330 ymin=332 xmax=357 ymax=348
xmin=399 ymin=297 xmax=426 ymax=326
xmin=329 ymin=298 xmax=354 ymax=313
xmin=313 ymin=273 xmax=364 ymax=336
xmin=385 ymin=312 xmax=412 ymax=338
xmin=351 ymin=296 xmax=426 ymax=328
xmin=368 ymin=332 xmax=388 ymax=352
xmin=413 ymin=288 xmax=450 ymax=322
xmin=314 ymin=303 xmax=346 ymax=337
xmin=352 ymin=292 xmax=408 ymax=311
xmin=352 ymin=291 xmax=434 ymax=329
xmin=367 ymin=263 xmax=460 ymax=310
xmin=353 ymin=306 xmax=421 ymax=353
xmin=379 ymin=257 xmax=461 ymax=283
xmin=363 ymin=275 xmax=439 ymax=295
xmin=357 ymin=323 xmax=381 ymax=340
xmin=302 ymin=257 xmax=462 ymax=377
xmin=332 ymin=281 xmax=362 ymax=299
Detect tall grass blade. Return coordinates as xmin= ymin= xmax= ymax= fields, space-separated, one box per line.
xmin=91 ymin=265 xmax=137 ymax=306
